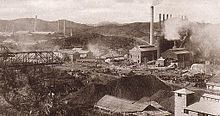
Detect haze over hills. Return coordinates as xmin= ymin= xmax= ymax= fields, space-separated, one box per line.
xmin=0 ymin=18 xmax=159 ymax=40
xmin=0 ymin=18 xmax=91 ymax=33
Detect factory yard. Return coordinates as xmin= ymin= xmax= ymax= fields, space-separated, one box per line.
xmin=0 ymin=50 xmax=217 ymax=116
xmin=1 ymin=2 xmax=220 ymax=115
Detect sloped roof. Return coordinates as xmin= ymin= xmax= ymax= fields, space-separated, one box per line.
xmin=130 ymin=45 xmax=157 ymax=52
xmin=114 ymin=102 xmax=148 ymax=113
xmin=94 ymin=95 xmax=135 ymax=112
xmin=186 ymin=100 xmax=220 ymax=115
xmin=173 ymin=88 xmax=195 ymax=95
xmin=162 ymin=48 xmax=191 ymax=59
xmin=95 ymin=95 xmax=165 ymax=113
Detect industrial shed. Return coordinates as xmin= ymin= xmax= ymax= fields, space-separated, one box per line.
xmin=161 ymin=48 xmax=192 ymax=68
xmin=94 ymin=95 xmax=171 ymax=116
xmin=129 ymin=45 xmax=157 ymax=64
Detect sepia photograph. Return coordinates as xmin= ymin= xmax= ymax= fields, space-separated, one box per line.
xmin=0 ymin=0 xmax=219 ymax=115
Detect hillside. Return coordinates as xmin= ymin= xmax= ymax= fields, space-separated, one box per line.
xmin=87 ymin=22 xmax=160 ymax=40
xmin=49 ymin=32 xmax=136 ymax=55
xmin=0 ymin=18 xmax=91 ymax=33
xmin=62 ymin=75 xmax=172 ymax=115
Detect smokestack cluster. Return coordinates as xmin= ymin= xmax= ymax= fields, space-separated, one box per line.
xmin=159 ymin=13 xmax=175 ymax=23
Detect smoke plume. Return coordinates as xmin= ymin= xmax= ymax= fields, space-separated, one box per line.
xmin=87 ymin=43 xmax=106 ymax=57
xmin=164 ymin=17 xmax=220 ymax=61
xmin=164 ymin=18 xmax=190 ymax=41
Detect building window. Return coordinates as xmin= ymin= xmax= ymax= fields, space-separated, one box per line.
xmin=178 ymin=93 xmax=182 ymax=97
xmin=184 ymin=109 xmax=189 ymax=114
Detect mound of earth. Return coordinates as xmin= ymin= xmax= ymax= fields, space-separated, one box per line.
xmin=64 ymin=75 xmax=171 ymax=109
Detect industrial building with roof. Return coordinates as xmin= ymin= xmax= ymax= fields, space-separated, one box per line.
xmin=94 ymin=95 xmax=171 ymax=116
xmin=161 ymin=48 xmax=192 ymax=68
xmin=174 ymin=88 xmax=220 ymax=116
xmin=129 ymin=45 xmax=157 ymax=64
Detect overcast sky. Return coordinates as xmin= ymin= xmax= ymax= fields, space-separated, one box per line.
xmin=0 ymin=0 xmax=220 ymax=24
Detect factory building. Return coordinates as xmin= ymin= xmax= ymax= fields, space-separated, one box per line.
xmin=94 ymin=95 xmax=171 ymax=116
xmin=174 ymin=88 xmax=220 ymax=116
xmin=161 ymin=48 xmax=192 ymax=68
xmin=129 ymin=45 xmax=157 ymax=64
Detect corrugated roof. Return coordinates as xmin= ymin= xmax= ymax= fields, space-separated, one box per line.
xmin=94 ymin=95 xmax=135 ymax=112
xmin=186 ymin=100 xmax=220 ymax=115
xmin=173 ymin=88 xmax=195 ymax=95
xmin=95 ymin=95 xmax=167 ymax=113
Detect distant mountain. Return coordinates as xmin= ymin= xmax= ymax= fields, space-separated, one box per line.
xmin=0 ymin=18 xmax=160 ymax=40
xmin=0 ymin=18 xmax=91 ymax=33
xmin=94 ymin=21 xmax=122 ymax=26
xmin=87 ymin=22 xmax=160 ymax=38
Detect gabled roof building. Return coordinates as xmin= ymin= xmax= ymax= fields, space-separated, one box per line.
xmin=94 ymin=95 xmax=171 ymax=116
xmin=174 ymin=88 xmax=220 ymax=116
xmin=129 ymin=45 xmax=157 ymax=64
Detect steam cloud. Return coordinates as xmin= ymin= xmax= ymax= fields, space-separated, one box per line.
xmin=87 ymin=43 xmax=106 ymax=57
xmin=164 ymin=17 xmax=220 ymax=60
xmin=164 ymin=18 xmax=190 ymax=41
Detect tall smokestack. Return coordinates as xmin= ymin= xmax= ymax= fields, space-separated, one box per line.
xmin=63 ymin=20 xmax=66 ymax=36
xmin=170 ymin=14 xmax=173 ymax=18
xmin=57 ymin=20 xmax=60 ymax=32
xmin=34 ymin=15 xmax=37 ymax=32
xmin=159 ymin=14 xmax=162 ymax=29
xmin=166 ymin=14 xmax=169 ymax=19
xmin=150 ymin=6 xmax=154 ymax=45
xmin=163 ymin=14 xmax=165 ymax=22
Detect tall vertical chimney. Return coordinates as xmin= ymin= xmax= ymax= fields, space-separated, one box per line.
xmin=166 ymin=14 xmax=169 ymax=20
xmin=159 ymin=14 xmax=162 ymax=29
xmin=63 ymin=20 xmax=66 ymax=36
xmin=163 ymin=14 xmax=166 ymax=22
xmin=34 ymin=15 xmax=37 ymax=32
xmin=170 ymin=14 xmax=173 ymax=18
xmin=150 ymin=6 xmax=154 ymax=45
xmin=57 ymin=20 xmax=60 ymax=32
